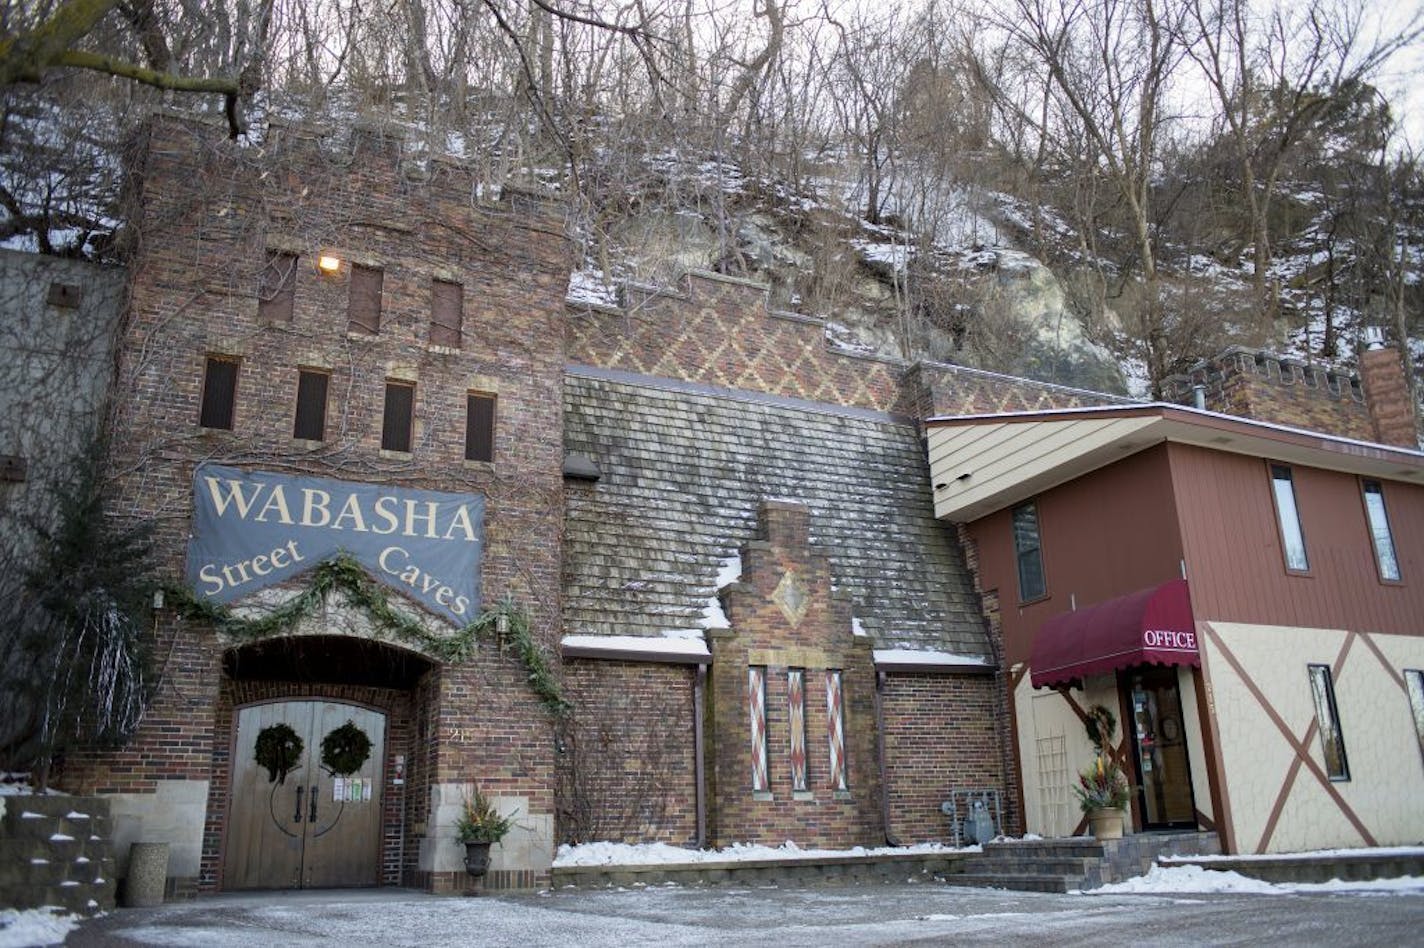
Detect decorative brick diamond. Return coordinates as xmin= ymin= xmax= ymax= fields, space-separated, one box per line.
xmin=772 ymin=569 xmax=810 ymax=627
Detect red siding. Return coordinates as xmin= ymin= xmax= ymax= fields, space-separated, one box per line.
xmin=967 ymin=445 xmax=1186 ymax=667
xmin=1169 ymin=442 xmax=1424 ymax=634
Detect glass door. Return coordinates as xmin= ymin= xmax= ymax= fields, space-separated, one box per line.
xmin=1126 ymin=667 xmax=1197 ymax=828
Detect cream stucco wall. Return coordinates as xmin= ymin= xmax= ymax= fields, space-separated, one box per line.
xmin=419 ymin=782 xmax=553 ymax=876
xmin=1201 ymin=622 xmax=1424 ymax=853
xmin=1013 ymin=671 xmax=1118 ymax=837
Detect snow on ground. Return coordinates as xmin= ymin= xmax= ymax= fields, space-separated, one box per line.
xmin=554 ymin=839 xmax=977 ymax=867
xmin=0 ymin=908 xmax=81 ymax=948
xmin=1085 ymin=864 xmax=1424 ymax=897
xmin=1174 ymin=845 xmax=1424 ymax=862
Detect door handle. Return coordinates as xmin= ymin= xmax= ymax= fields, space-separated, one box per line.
xmin=309 ymin=785 xmax=319 ymax=823
xmin=294 ymin=785 xmax=305 ymax=823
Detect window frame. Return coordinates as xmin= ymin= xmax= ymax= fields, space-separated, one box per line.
xmin=257 ymin=251 xmax=297 ymax=322
xmin=430 ymin=278 xmax=463 ymax=348
xmin=1267 ymin=463 xmax=1311 ymax=575
xmin=347 ymin=263 xmax=384 ymax=335
xmin=1307 ymin=663 xmax=1350 ymax=782
xmin=198 ymin=355 xmax=240 ymax=430
xmin=292 ymin=368 xmax=330 ymax=442
xmin=1011 ymin=500 xmax=1048 ymax=603
xmin=749 ymin=665 xmax=769 ymax=794
xmin=1405 ymin=669 xmax=1424 ymax=772
xmin=1360 ymin=479 xmax=1402 ymax=584
xmin=381 ymin=380 xmax=415 ymax=454
xmin=464 ymin=392 xmax=497 ymax=463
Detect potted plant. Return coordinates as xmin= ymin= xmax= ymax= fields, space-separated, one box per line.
xmin=456 ymin=786 xmax=517 ymax=879
xmin=1074 ymin=704 xmax=1130 ymax=839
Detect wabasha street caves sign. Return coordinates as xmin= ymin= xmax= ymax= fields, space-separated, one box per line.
xmin=186 ymin=464 xmax=484 ymax=625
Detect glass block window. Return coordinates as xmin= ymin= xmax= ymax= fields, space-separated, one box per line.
xmin=749 ymin=666 xmax=768 ymax=793
xmin=825 ymin=669 xmax=848 ymax=792
xmin=788 ymin=668 xmax=808 ymax=792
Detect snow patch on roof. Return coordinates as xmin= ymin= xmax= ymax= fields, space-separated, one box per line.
xmin=873 ymin=648 xmax=990 ymax=667
xmin=562 ymin=634 xmax=710 ymax=658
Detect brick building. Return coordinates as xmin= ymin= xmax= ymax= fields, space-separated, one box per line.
xmin=27 ymin=112 xmax=1423 ymax=896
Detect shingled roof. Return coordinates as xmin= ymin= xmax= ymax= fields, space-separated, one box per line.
xmin=563 ymin=366 xmax=992 ymax=659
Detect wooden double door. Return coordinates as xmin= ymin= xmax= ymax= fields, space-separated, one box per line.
xmin=227 ymin=701 xmax=385 ymax=889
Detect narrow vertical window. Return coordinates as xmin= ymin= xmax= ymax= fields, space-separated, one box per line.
xmin=199 ymin=356 xmax=239 ymax=430
xmin=825 ymin=669 xmax=848 ymax=792
xmin=1308 ymin=664 xmax=1349 ymax=781
xmin=1270 ymin=465 xmax=1309 ymax=572
xmin=1362 ymin=480 xmax=1401 ymax=582
xmin=1405 ymin=670 xmax=1424 ymax=770
xmin=465 ymin=393 xmax=496 ymax=462
xmin=1012 ymin=501 xmax=1046 ymax=601
xmin=258 ymin=252 xmax=297 ymax=322
xmin=787 ymin=668 xmax=808 ymax=793
xmin=348 ymin=264 xmax=383 ymax=334
xmin=381 ymin=380 xmax=415 ymax=453
xmin=749 ymin=666 xmax=768 ymax=793
xmin=293 ymin=369 xmax=329 ymax=441
xmin=430 ymin=279 xmax=463 ymax=347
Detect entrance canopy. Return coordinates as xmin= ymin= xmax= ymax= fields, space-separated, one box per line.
xmin=1030 ymin=579 xmax=1198 ymax=689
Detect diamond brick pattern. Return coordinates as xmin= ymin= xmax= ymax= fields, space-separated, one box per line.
xmin=563 ymin=372 xmax=991 ymax=657
xmin=772 ymin=570 xmax=810 ymax=627
xmin=826 ymin=670 xmax=847 ymax=792
xmin=787 ymin=669 xmax=808 ymax=792
xmin=749 ymin=666 xmax=769 ymax=792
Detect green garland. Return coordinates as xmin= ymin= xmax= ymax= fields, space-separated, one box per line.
xmin=164 ymin=555 xmax=569 ymax=717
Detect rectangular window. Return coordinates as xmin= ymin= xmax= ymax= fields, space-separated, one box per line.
xmin=1012 ymin=501 xmax=1046 ymax=601
xmin=348 ymin=264 xmax=383 ymax=334
xmin=465 ymin=393 xmax=496 ymax=462
xmin=1362 ymin=480 xmax=1401 ymax=582
xmin=1406 ymin=670 xmax=1424 ymax=770
xmin=430 ymin=279 xmax=463 ymax=348
xmin=199 ymin=356 xmax=239 ymax=430
xmin=825 ymin=669 xmax=848 ymax=792
xmin=749 ymin=666 xmax=769 ymax=793
xmin=787 ymin=668 xmax=808 ymax=793
xmin=1308 ymin=664 xmax=1349 ymax=781
xmin=293 ymin=369 xmax=329 ymax=441
xmin=258 ymin=252 xmax=297 ymax=322
xmin=1270 ymin=464 xmax=1309 ymax=572
xmin=381 ymin=380 xmax=415 ymax=453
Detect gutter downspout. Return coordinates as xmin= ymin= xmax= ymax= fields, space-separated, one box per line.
xmin=693 ymin=664 xmax=707 ymax=848
xmin=875 ymin=669 xmax=901 ymax=846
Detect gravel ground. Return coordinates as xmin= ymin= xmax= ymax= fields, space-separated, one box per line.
xmin=61 ymin=878 xmax=1424 ymax=947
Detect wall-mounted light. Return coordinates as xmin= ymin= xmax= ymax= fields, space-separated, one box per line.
xmin=316 ymin=254 xmax=343 ymax=276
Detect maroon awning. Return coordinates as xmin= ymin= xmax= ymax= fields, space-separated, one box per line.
xmin=1029 ymin=579 xmax=1198 ymax=689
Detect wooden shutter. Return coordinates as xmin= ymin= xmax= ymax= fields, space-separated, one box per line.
xmin=258 ymin=252 xmax=297 ymax=322
xmin=293 ymin=370 xmax=329 ymax=441
xmin=430 ymin=279 xmax=463 ymax=347
xmin=348 ymin=265 xmax=383 ymax=334
xmin=465 ymin=393 xmax=496 ymax=462
xmin=382 ymin=381 xmax=415 ymax=452
xmin=200 ymin=357 xmax=239 ymax=429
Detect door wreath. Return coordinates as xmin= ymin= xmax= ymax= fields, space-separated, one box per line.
xmin=254 ymin=723 xmax=304 ymax=784
xmin=320 ymin=720 xmax=373 ymax=777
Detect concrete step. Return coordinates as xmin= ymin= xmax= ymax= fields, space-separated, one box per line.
xmin=983 ymin=839 xmax=1106 ymax=860
xmin=959 ymin=855 xmax=1098 ymax=877
xmin=1160 ymin=851 xmax=1424 ymax=885
xmin=941 ymin=872 xmax=1072 ymax=894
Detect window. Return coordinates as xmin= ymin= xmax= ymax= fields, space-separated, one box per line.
xmin=293 ymin=369 xmax=329 ymax=441
xmin=1270 ymin=465 xmax=1309 ymax=572
xmin=258 ymin=252 xmax=297 ymax=322
xmin=430 ymin=279 xmax=463 ymax=347
xmin=381 ymin=381 xmax=415 ymax=453
xmin=465 ymin=393 xmax=496 ymax=462
xmin=348 ymin=264 xmax=383 ymax=334
xmin=1308 ymin=664 xmax=1349 ymax=781
xmin=199 ymin=356 xmax=239 ymax=430
xmin=1406 ymin=670 xmax=1424 ymax=769
xmin=749 ymin=666 xmax=768 ymax=793
xmin=1362 ymin=480 xmax=1401 ymax=582
xmin=1012 ymin=501 xmax=1046 ymax=601
xmin=787 ymin=668 xmax=809 ymax=793
xmin=825 ymin=669 xmax=848 ymax=792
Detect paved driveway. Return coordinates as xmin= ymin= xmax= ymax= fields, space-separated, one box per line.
xmin=66 ymin=881 xmax=1424 ymax=947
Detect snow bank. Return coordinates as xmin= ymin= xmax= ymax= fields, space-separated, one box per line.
xmin=554 ymin=839 xmax=976 ymax=868
xmin=1085 ymin=864 xmax=1424 ymax=896
xmin=0 ymin=909 xmax=81 ymax=948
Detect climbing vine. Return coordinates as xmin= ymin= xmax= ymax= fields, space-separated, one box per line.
xmin=164 ymin=555 xmax=569 ymax=716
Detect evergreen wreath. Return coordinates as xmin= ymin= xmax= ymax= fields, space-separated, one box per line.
xmin=164 ymin=554 xmax=569 ymax=717
xmin=254 ymin=722 xmax=304 ymax=784
xmin=320 ymin=720 xmax=372 ymax=776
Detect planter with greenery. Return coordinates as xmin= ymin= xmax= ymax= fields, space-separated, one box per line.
xmin=457 ymin=786 xmax=518 ymax=879
xmin=1074 ymin=704 xmax=1131 ymax=840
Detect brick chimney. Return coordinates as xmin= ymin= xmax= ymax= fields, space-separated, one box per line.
xmin=1359 ymin=340 xmax=1420 ymax=449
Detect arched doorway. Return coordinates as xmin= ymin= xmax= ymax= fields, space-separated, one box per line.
xmin=220 ymin=636 xmax=435 ymax=890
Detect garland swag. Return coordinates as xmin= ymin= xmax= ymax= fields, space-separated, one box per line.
xmin=165 ymin=555 xmax=568 ymax=717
